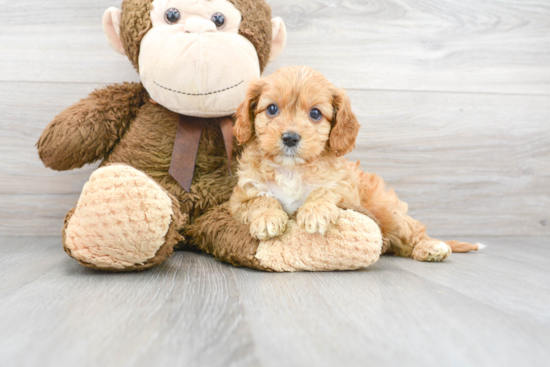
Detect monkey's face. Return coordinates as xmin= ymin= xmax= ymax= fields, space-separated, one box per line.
xmin=138 ymin=0 xmax=261 ymax=117
xmin=103 ymin=0 xmax=286 ymax=118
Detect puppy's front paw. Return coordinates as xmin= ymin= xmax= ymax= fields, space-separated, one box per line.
xmin=297 ymin=201 xmax=339 ymax=235
xmin=250 ymin=210 xmax=288 ymax=240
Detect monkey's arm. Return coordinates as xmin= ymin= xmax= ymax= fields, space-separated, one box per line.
xmin=37 ymin=82 xmax=147 ymax=171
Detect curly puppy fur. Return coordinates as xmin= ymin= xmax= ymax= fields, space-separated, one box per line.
xmin=229 ymin=66 xmax=479 ymax=261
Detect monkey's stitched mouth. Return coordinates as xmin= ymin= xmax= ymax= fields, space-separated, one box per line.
xmin=154 ymin=80 xmax=244 ymax=96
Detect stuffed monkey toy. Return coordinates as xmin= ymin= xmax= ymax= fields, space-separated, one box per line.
xmin=37 ymin=0 xmax=384 ymax=272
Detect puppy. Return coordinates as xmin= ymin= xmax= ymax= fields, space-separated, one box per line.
xmin=229 ymin=66 xmax=479 ymax=261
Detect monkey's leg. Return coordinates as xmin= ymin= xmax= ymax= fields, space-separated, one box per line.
xmin=185 ymin=203 xmax=270 ymax=271
xmin=187 ymin=203 xmax=383 ymax=272
xmin=63 ymin=165 xmax=186 ymax=272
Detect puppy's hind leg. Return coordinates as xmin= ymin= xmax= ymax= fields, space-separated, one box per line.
xmin=412 ymin=238 xmax=484 ymax=261
xmin=381 ymin=202 xmax=453 ymax=262
xmin=356 ymin=170 xmax=479 ymax=262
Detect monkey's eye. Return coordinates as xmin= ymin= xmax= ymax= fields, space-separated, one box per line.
xmin=310 ymin=108 xmax=322 ymax=121
xmin=165 ymin=8 xmax=181 ymax=24
xmin=266 ymin=104 xmax=279 ymax=117
xmin=211 ymin=12 xmax=226 ymax=29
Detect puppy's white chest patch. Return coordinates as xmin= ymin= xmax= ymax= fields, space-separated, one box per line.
xmin=265 ymin=168 xmax=313 ymax=215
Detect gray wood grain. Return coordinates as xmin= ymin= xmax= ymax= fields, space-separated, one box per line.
xmin=0 ymin=235 xmax=549 ymax=367
xmin=0 ymin=82 xmax=100 ymax=196
xmin=388 ymin=237 xmax=550 ymax=324
xmin=266 ymin=0 xmax=550 ymax=95
xmin=0 ymin=1 xmax=549 ymax=235
xmin=0 ymin=194 xmax=77 ymax=235
xmin=347 ymin=89 xmax=550 ymax=237
xmin=230 ymin=240 xmax=550 ymax=367
xmin=0 ymin=237 xmax=260 ymax=367
xmin=1 ymin=82 xmax=548 ymax=236
xmin=1 ymin=0 xmax=549 ymax=95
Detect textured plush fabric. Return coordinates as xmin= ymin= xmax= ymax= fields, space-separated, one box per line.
xmin=40 ymin=86 xmax=384 ymax=272
xmin=255 ymin=209 xmax=383 ymax=272
xmin=187 ymin=203 xmax=270 ymax=270
xmin=120 ymin=0 xmax=272 ymax=73
xmin=103 ymin=102 xmax=240 ymax=228
xmin=188 ymin=203 xmax=383 ymax=272
xmin=38 ymin=81 xmax=240 ymax=270
xmin=138 ymin=0 xmax=263 ymax=117
xmin=37 ymin=83 xmax=147 ymax=171
xmin=62 ymin=165 xmax=186 ymax=271
xmin=139 ymin=28 xmax=261 ymax=117
xmin=227 ymin=0 xmax=272 ymax=72
xmin=103 ymin=7 xmax=125 ymax=55
xmin=38 ymin=0 xmax=385 ymax=272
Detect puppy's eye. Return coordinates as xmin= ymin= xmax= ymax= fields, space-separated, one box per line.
xmin=310 ymin=108 xmax=322 ymax=121
xmin=266 ymin=104 xmax=279 ymax=117
xmin=211 ymin=12 xmax=226 ymax=29
xmin=165 ymin=8 xmax=181 ymax=24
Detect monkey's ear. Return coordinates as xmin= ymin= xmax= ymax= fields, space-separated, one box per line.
xmin=270 ymin=17 xmax=287 ymax=62
xmin=234 ymin=80 xmax=264 ymax=145
xmin=103 ymin=7 xmax=125 ymax=55
xmin=329 ymin=89 xmax=360 ymax=157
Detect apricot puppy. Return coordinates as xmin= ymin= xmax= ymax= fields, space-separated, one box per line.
xmin=229 ymin=66 xmax=480 ymax=261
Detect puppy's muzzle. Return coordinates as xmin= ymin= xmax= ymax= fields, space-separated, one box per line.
xmin=282 ymin=132 xmax=301 ymax=148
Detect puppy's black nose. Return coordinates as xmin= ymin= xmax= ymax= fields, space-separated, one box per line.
xmin=282 ymin=132 xmax=301 ymax=147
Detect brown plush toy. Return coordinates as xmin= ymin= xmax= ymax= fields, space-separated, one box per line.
xmin=37 ymin=0 xmax=384 ymax=272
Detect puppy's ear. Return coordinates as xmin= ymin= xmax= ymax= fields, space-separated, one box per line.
xmin=329 ymin=89 xmax=360 ymax=157
xmin=234 ymin=80 xmax=264 ymax=145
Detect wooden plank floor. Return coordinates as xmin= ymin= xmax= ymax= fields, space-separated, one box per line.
xmin=1 ymin=236 xmax=549 ymax=367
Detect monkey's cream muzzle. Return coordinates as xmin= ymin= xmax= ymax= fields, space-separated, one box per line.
xmin=103 ymin=0 xmax=286 ymax=118
xmin=139 ymin=15 xmax=261 ymax=118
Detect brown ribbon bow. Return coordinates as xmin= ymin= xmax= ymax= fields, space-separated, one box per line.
xmin=169 ymin=115 xmax=233 ymax=192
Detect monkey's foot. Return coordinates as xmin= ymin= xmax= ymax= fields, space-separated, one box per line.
xmin=412 ymin=240 xmax=452 ymax=262
xmin=255 ymin=208 xmax=383 ymax=272
xmin=63 ymin=165 xmax=185 ymax=271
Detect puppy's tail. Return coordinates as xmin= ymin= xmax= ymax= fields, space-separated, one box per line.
xmin=445 ymin=240 xmax=486 ymax=253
